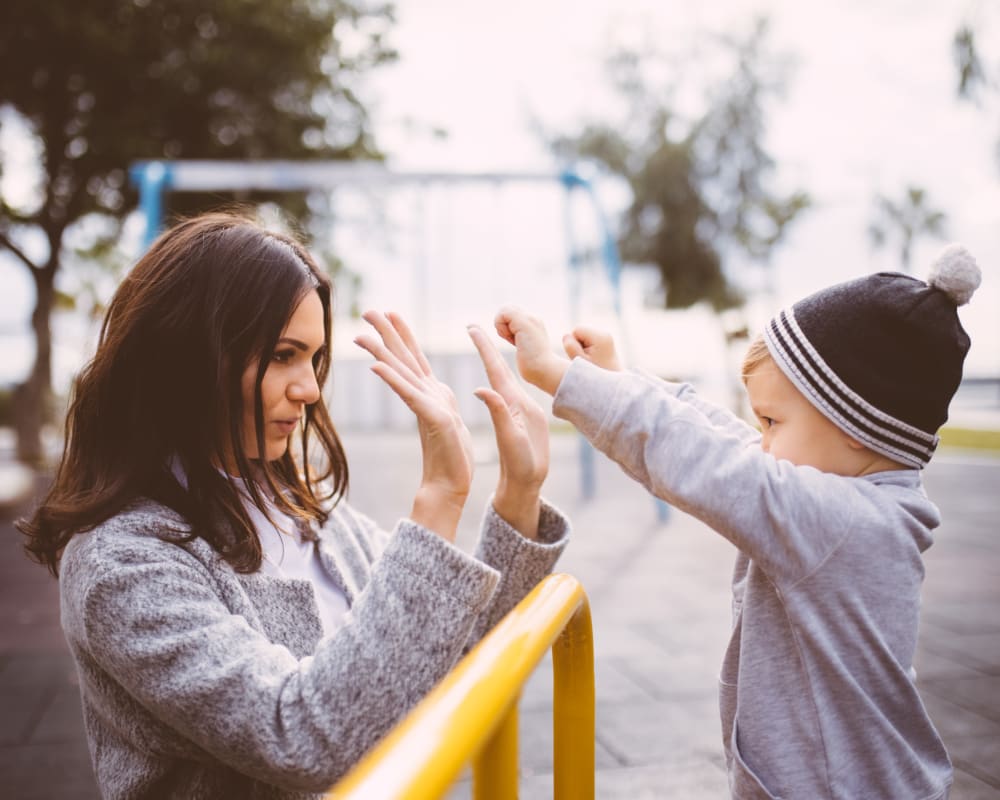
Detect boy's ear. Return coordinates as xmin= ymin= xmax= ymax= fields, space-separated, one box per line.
xmin=845 ymin=435 xmax=867 ymax=451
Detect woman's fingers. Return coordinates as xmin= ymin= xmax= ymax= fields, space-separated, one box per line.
xmin=353 ymin=331 xmax=422 ymax=389
xmin=474 ymin=386 xmax=516 ymax=441
xmin=467 ymin=324 xmax=521 ymax=399
xmin=360 ymin=310 xmax=425 ymax=377
xmin=369 ymin=362 xmax=450 ymax=424
xmin=385 ymin=311 xmax=433 ymax=376
xmin=368 ymin=362 xmax=424 ymax=411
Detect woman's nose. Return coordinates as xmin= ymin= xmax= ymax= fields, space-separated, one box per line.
xmin=289 ymin=367 xmax=320 ymax=404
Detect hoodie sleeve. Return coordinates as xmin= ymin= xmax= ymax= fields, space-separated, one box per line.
xmin=552 ymin=358 xmax=858 ymax=586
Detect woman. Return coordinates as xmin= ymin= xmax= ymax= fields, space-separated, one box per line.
xmin=18 ymin=211 xmax=568 ymax=798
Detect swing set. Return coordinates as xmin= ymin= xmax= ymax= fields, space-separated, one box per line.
xmin=130 ymin=158 xmax=634 ymax=506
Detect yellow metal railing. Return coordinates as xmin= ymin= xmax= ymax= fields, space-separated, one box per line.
xmin=326 ymin=573 xmax=594 ymax=800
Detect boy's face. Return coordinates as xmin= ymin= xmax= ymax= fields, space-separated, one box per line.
xmin=745 ymin=358 xmax=868 ymax=476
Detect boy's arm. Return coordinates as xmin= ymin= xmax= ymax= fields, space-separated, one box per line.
xmin=632 ymin=372 xmax=760 ymax=444
xmin=552 ymin=357 xmax=857 ymax=586
xmin=494 ymin=306 xmax=757 ymax=443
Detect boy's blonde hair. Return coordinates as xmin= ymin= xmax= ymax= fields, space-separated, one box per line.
xmin=740 ymin=335 xmax=772 ymax=384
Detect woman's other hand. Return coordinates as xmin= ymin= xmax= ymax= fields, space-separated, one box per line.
xmin=467 ymin=323 xmax=550 ymax=540
xmin=355 ymin=311 xmax=472 ymax=542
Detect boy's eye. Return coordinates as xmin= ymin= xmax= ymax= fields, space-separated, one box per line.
xmin=760 ymin=416 xmax=775 ymax=429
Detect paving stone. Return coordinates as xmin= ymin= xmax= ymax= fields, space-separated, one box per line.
xmin=950 ymin=767 xmax=1000 ymax=800
xmin=915 ymin=646 xmax=991 ymax=682
xmin=947 ymin=733 xmax=1000 ymax=788
xmin=519 ymin=759 xmax=731 ymax=800
xmin=0 ymin=740 xmax=99 ymax=800
xmin=922 ymin=675 xmax=1000 ymax=724
xmin=919 ymin=691 xmax=1000 ymax=741
xmin=921 ymin=600 xmax=1000 ymax=636
xmin=4 ymin=433 xmax=1000 ymax=799
xmin=518 ymin=705 xmax=621 ymax=775
xmin=594 ymin=697 xmax=722 ymax=767
xmin=30 ymin=683 xmax=89 ymax=744
xmin=0 ymin=652 xmax=78 ymax=688
xmin=0 ymin=685 xmax=50 ymax=745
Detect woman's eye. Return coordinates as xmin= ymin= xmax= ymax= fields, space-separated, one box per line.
xmin=272 ymin=349 xmax=295 ymax=364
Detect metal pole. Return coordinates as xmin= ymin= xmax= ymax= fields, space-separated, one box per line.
xmin=129 ymin=161 xmax=172 ymax=250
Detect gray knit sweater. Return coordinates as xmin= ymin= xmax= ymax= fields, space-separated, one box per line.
xmin=59 ymin=497 xmax=568 ymax=799
xmin=553 ymin=359 xmax=951 ymax=800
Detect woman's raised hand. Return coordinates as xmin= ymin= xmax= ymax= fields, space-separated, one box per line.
xmin=467 ymin=323 xmax=550 ymax=540
xmin=354 ymin=311 xmax=473 ymax=542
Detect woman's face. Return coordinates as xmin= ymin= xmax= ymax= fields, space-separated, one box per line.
xmin=240 ymin=290 xmax=324 ymax=462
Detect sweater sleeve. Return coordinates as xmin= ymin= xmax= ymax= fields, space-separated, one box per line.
xmin=552 ymin=358 xmax=856 ymax=585
xmin=328 ymin=497 xmax=570 ymax=649
xmin=468 ymin=497 xmax=570 ymax=642
xmin=62 ymin=520 xmax=500 ymax=793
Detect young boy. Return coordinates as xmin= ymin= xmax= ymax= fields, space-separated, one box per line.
xmin=496 ymin=244 xmax=981 ymax=799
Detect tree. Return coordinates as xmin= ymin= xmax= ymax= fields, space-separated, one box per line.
xmin=551 ymin=18 xmax=810 ymax=313
xmin=953 ymin=22 xmax=1000 ymax=169
xmin=868 ymin=186 xmax=947 ymax=274
xmin=0 ymin=0 xmax=396 ymax=464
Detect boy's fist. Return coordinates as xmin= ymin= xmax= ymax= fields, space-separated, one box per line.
xmin=562 ymin=325 xmax=622 ymax=371
xmin=494 ymin=307 xmax=569 ymax=396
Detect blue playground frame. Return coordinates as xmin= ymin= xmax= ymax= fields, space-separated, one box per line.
xmin=129 ymin=159 xmax=667 ymax=520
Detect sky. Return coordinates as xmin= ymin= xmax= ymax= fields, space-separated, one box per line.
xmin=1 ymin=0 xmax=998 ymax=400
xmin=356 ymin=0 xmax=999 ymax=377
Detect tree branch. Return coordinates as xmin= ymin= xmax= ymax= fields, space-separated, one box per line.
xmin=0 ymin=230 xmax=40 ymax=272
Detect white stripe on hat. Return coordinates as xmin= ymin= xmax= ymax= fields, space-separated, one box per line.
xmin=764 ymin=309 xmax=938 ymax=468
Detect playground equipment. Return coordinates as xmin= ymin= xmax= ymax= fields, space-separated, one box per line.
xmin=129 ymin=159 xmax=666 ymax=519
xmin=325 ymin=573 xmax=594 ymax=799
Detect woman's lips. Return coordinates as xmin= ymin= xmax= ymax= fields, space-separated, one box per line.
xmin=272 ymin=419 xmax=299 ymax=435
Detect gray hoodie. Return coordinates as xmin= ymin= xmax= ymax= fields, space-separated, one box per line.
xmin=60 ymin=497 xmax=568 ymax=799
xmin=553 ymin=358 xmax=951 ymax=800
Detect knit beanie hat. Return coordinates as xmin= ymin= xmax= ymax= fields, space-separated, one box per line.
xmin=763 ymin=244 xmax=982 ymax=469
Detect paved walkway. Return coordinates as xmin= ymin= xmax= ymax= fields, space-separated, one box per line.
xmin=1 ymin=431 xmax=998 ymax=798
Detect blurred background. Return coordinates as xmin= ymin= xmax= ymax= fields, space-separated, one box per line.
xmin=2 ymin=4 xmax=1000 ymax=799
xmin=1 ymin=0 xmax=998 ymax=461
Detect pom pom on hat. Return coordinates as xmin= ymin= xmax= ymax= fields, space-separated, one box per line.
xmin=763 ymin=244 xmax=981 ymax=468
xmin=928 ymin=243 xmax=981 ymax=306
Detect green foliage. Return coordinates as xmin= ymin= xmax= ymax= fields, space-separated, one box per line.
xmin=0 ymin=0 xmax=396 ymax=232
xmin=953 ymin=22 xmax=1000 ymax=171
xmin=0 ymin=385 xmax=12 ymax=427
xmin=954 ymin=25 xmax=987 ymax=101
xmin=938 ymin=426 xmax=1000 ymax=452
xmin=0 ymin=0 xmax=396 ymax=462
xmin=552 ymin=18 xmax=810 ymax=311
xmin=868 ymin=186 xmax=947 ymax=274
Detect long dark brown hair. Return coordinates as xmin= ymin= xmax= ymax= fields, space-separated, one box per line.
xmin=18 ymin=211 xmax=349 ymax=575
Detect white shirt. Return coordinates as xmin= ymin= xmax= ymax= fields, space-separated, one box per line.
xmin=168 ymin=457 xmax=349 ymax=637
xmin=245 ymin=496 xmax=350 ymax=637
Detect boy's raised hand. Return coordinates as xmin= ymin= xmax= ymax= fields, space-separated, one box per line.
xmin=562 ymin=325 xmax=622 ymax=371
xmin=494 ymin=307 xmax=570 ymax=396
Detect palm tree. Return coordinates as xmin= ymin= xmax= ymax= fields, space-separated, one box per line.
xmin=868 ymin=186 xmax=948 ymax=274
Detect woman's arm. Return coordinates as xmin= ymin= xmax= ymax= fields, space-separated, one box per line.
xmin=63 ymin=519 xmax=501 ymax=792
xmin=467 ymin=498 xmax=569 ymax=640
